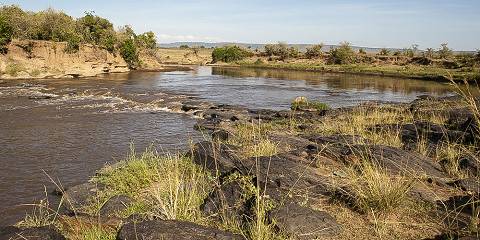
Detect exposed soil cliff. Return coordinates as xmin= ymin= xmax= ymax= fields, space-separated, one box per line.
xmin=0 ymin=39 xmax=130 ymax=79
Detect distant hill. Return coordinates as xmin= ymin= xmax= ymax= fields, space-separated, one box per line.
xmin=159 ymin=42 xmax=476 ymax=54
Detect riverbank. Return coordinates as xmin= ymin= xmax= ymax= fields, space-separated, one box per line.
xmin=233 ymin=61 xmax=480 ymax=82
xmin=4 ymin=94 xmax=480 ymax=239
xmin=0 ymin=40 xmax=177 ymax=80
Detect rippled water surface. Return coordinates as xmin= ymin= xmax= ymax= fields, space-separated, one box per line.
xmin=0 ymin=66 xmax=457 ymax=225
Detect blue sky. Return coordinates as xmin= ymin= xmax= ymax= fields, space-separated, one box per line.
xmin=2 ymin=0 xmax=479 ymax=50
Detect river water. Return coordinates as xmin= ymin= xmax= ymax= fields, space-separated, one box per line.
xmin=0 ymin=66 xmax=457 ymax=225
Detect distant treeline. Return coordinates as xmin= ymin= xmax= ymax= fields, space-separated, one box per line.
xmin=212 ymin=42 xmax=480 ymax=67
xmin=0 ymin=5 xmax=158 ymax=68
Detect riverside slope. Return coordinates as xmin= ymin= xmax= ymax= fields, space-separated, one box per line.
xmin=0 ymin=40 xmax=134 ymax=79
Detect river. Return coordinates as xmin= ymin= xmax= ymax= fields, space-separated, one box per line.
xmin=0 ymin=66 xmax=457 ymax=225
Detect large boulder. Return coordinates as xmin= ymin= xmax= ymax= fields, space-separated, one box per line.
xmin=190 ymin=141 xmax=254 ymax=176
xmin=117 ymin=219 xmax=242 ymax=240
xmin=270 ymin=202 xmax=342 ymax=239
xmin=201 ymin=180 xmax=251 ymax=225
xmin=252 ymin=154 xmax=332 ymax=201
xmin=0 ymin=226 xmax=65 ymax=240
xmin=63 ymin=182 xmax=101 ymax=214
xmin=99 ymin=195 xmax=134 ymax=217
xmin=308 ymin=135 xmax=447 ymax=179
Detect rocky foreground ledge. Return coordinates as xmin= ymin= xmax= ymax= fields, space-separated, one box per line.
xmin=2 ymin=95 xmax=480 ymax=240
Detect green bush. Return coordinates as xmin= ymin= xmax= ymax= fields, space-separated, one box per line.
xmin=328 ymin=42 xmax=356 ymax=64
xmin=263 ymin=42 xmax=298 ymax=60
xmin=379 ymin=48 xmax=390 ymax=56
xmin=120 ymin=39 xmax=139 ymax=68
xmin=179 ymin=44 xmax=189 ymax=49
xmin=0 ymin=15 xmax=13 ymax=54
xmin=305 ymin=44 xmax=323 ymax=59
xmin=5 ymin=63 xmax=25 ymax=76
xmin=211 ymin=45 xmax=252 ymax=63
xmin=291 ymin=97 xmax=329 ymax=111
xmin=77 ymin=12 xmax=117 ymax=52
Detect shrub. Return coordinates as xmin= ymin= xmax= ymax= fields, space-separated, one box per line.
xmin=5 ymin=62 xmax=25 ymax=76
xmin=328 ymin=42 xmax=356 ymax=64
xmin=120 ymin=39 xmax=139 ymax=68
xmin=305 ymin=44 xmax=324 ymax=59
xmin=263 ymin=42 xmax=298 ymax=60
xmin=211 ymin=45 xmax=252 ymax=63
xmin=65 ymin=33 xmax=81 ymax=53
xmin=358 ymin=48 xmax=366 ymax=54
xmin=403 ymin=44 xmax=418 ymax=58
xmin=0 ymin=15 xmax=13 ymax=54
xmin=179 ymin=44 xmax=189 ymax=49
xmin=379 ymin=48 xmax=390 ymax=56
xmin=437 ymin=43 xmax=453 ymax=59
xmin=291 ymin=96 xmax=329 ymax=111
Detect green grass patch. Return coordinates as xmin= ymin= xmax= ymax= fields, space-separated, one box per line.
xmin=5 ymin=62 xmax=26 ymax=77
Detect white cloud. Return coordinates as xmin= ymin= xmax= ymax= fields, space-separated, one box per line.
xmin=157 ymin=34 xmax=223 ymax=43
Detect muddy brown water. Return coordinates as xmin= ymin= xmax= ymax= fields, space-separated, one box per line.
xmin=0 ymin=66 xmax=458 ymax=225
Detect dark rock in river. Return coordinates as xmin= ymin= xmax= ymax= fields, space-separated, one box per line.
xmin=117 ymin=219 xmax=242 ymax=240
xmin=63 ymin=182 xmax=102 ymax=215
xmin=0 ymin=226 xmax=65 ymax=240
xmin=28 ymin=95 xmax=53 ymax=100
xmin=270 ymin=202 xmax=342 ymax=239
xmin=99 ymin=195 xmax=134 ymax=217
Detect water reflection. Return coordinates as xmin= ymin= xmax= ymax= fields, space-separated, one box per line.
xmin=211 ymin=67 xmax=455 ymax=96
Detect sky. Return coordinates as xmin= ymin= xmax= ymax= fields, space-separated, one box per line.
xmin=1 ymin=0 xmax=479 ymax=50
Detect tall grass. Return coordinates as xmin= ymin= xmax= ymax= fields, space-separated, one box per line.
xmin=345 ymin=160 xmax=414 ymax=213
xmin=16 ymin=187 xmax=59 ymax=228
xmin=93 ymin=145 xmax=212 ymax=223
xmin=148 ymin=154 xmax=211 ymax=222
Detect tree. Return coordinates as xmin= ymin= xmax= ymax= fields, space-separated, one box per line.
xmin=136 ymin=31 xmax=157 ymax=49
xmin=77 ymin=12 xmax=117 ymax=52
xmin=328 ymin=42 xmax=355 ymax=64
xmin=404 ymin=44 xmax=419 ymax=58
xmin=120 ymin=39 xmax=139 ymax=68
xmin=424 ymin=48 xmax=435 ymax=58
xmin=305 ymin=44 xmax=324 ymax=59
xmin=437 ymin=43 xmax=453 ymax=59
xmin=0 ymin=15 xmax=13 ymax=53
xmin=211 ymin=45 xmax=252 ymax=63
xmin=358 ymin=48 xmax=366 ymax=54
xmin=263 ymin=42 xmax=298 ymax=60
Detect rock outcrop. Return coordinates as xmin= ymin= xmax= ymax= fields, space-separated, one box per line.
xmin=0 ymin=40 xmax=129 ymax=79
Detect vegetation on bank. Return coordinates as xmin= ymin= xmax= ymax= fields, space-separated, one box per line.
xmin=208 ymin=42 xmax=480 ymax=81
xmin=0 ymin=5 xmax=158 ymax=68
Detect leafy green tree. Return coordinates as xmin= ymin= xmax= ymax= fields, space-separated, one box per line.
xmin=328 ymin=42 xmax=356 ymax=64
xmin=437 ymin=43 xmax=453 ymax=59
xmin=358 ymin=48 xmax=366 ymax=54
xmin=77 ymin=12 xmax=117 ymax=52
xmin=211 ymin=45 xmax=252 ymax=63
xmin=179 ymin=44 xmax=189 ymax=49
xmin=305 ymin=44 xmax=324 ymax=59
xmin=136 ymin=31 xmax=157 ymax=49
xmin=33 ymin=8 xmax=76 ymax=42
xmin=120 ymin=39 xmax=139 ymax=68
xmin=0 ymin=15 xmax=13 ymax=53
